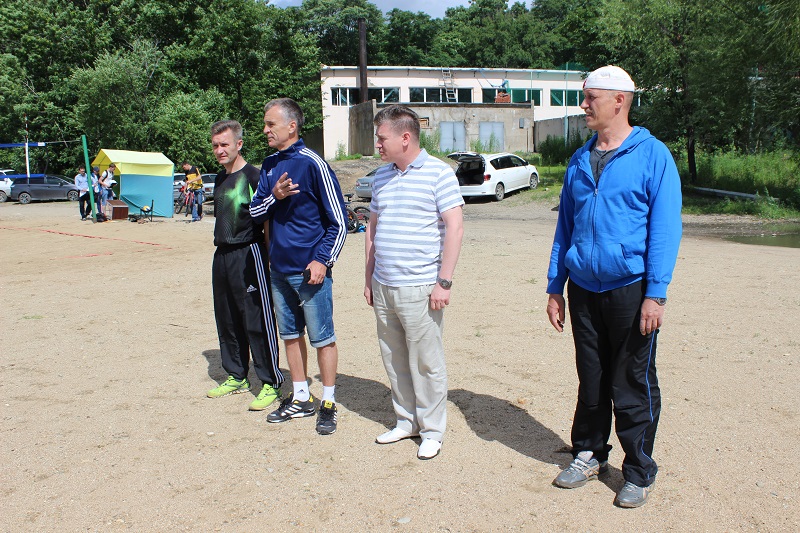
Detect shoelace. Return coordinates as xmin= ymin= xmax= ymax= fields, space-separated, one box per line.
xmin=568 ymin=458 xmax=593 ymax=473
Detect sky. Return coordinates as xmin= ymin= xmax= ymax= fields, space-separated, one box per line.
xmin=270 ymin=1 xmax=500 ymax=20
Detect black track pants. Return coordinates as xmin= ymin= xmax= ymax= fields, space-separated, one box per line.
xmin=567 ymin=279 xmax=660 ymax=487
xmin=212 ymin=242 xmax=283 ymax=387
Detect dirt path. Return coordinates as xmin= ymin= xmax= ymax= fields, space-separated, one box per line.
xmin=1 ymin=197 xmax=798 ymax=531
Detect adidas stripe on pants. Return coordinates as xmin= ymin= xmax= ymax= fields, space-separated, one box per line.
xmin=212 ymin=241 xmax=283 ymax=387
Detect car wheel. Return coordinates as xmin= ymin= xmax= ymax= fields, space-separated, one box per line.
xmin=67 ymin=190 xmax=80 ymax=201
xmin=529 ymin=173 xmax=539 ymax=190
xmin=494 ymin=183 xmax=505 ymax=201
xmin=18 ymin=192 xmax=32 ymax=204
xmin=0 ymin=191 xmax=7 ymax=202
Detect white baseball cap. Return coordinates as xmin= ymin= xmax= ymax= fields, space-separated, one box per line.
xmin=583 ymin=65 xmax=635 ymax=92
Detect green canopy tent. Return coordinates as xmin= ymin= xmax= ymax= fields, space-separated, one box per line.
xmin=92 ymin=149 xmax=175 ymax=217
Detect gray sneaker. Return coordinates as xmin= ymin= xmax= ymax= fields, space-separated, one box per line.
xmin=614 ymin=481 xmax=653 ymax=508
xmin=553 ymin=455 xmax=608 ymax=488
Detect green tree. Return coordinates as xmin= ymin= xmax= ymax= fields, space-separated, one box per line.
xmin=70 ymin=40 xmax=172 ymax=153
xmin=383 ymin=9 xmax=442 ymax=66
xmin=599 ymin=0 xmax=762 ymax=182
xmin=432 ymin=0 xmax=552 ymax=68
xmin=151 ymin=89 xmax=226 ymax=171
xmin=298 ymin=0 xmax=386 ymax=67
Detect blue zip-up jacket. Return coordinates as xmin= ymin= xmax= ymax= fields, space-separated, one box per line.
xmin=547 ymin=127 xmax=682 ymax=298
xmin=249 ymin=139 xmax=347 ymax=274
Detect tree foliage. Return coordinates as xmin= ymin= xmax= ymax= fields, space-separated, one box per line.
xmin=0 ymin=0 xmax=796 ymax=175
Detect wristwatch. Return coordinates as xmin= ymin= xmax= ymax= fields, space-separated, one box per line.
xmin=437 ymin=277 xmax=453 ymax=289
xmin=646 ymin=297 xmax=667 ymax=306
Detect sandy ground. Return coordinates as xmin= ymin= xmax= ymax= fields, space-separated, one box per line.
xmin=1 ymin=179 xmax=799 ymax=532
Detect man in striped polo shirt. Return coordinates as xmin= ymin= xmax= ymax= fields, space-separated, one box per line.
xmin=364 ymin=105 xmax=464 ymax=460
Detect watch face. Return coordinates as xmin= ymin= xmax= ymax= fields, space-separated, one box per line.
xmin=438 ymin=278 xmax=452 ymax=289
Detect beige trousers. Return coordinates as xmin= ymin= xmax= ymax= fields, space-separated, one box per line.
xmin=372 ymin=280 xmax=448 ymax=442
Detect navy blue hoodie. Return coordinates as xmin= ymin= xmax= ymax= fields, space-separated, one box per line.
xmin=250 ymin=139 xmax=347 ymax=274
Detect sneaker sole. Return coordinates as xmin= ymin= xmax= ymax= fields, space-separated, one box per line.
xmin=552 ymin=466 xmax=609 ymax=489
xmin=615 ymin=497 xmax=648 ymax=508
xmin=267 ymin=410 xmax=316 ymax=423
xmin=316 ymin=426 xmax=337 ymax=435
xmin=207 ymin=387 xmax=250 ymax=399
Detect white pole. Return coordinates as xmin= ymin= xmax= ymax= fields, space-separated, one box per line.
xmin=24 ymin=114 xmax=31 ymax=177
xmin=564 ymin=64 xmax=569 ymax=146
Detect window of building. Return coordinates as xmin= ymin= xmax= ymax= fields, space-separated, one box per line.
xmin=483 ymin=88 xmax=539 ymax=105
xmin=550 ymin=89 xmax=583 ymax=107
xmin=409 ymin=87 xmax=472 ymax=103
xmin=331 ymin=87 xmax=360 ymax=106
xmin=367 ymin=87 xmax=400 ymax=104
xmin=457 ymin=88 xmax=473 ymax=103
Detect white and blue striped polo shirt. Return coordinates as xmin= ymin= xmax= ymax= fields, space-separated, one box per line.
xmin=370 ymin=149 xmax=464 ymax=287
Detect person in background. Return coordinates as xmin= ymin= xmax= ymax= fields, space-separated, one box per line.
xmin=99 ymin=163 xmax=116 ymax=215
xmin=74 ymin=166 xmax=90 ymax=220
xmin=183 ymin=161 xmax=204 ymax=222
xmin=546 ymin=65 xmax=682 ymax=508
xmin=87 ymin=166 xmax=101 ymax=220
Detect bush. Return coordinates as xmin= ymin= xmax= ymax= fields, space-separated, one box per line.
xmin=420 ymin=129 xmax=442 ymax=154
xmin=334 ymin=142 xmax=362 ymax=161
xmin=539 ymin=130 xmax=586 ymax=165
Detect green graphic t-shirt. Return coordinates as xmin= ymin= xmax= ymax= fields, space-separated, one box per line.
xmin=213 ymin=163 xmax=263 ymax=247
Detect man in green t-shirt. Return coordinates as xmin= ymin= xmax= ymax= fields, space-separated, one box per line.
xmin=204 ymin=120 xmax=284 ymax=412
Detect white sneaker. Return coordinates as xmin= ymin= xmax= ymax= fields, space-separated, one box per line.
xmin=417 ymin=438 xmax=442 ymax=460
xmin=376 ymin=427 xmax=418 ymax=444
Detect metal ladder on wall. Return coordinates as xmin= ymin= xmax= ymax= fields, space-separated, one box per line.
xmin=441 ymin=68 xmax=457 ymax=103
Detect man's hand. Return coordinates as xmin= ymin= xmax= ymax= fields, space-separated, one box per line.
xmin=547 ymin=294 xmax=566 ymax=332
xmin=305 ymin=260 xmax=327 ymax=285
xmin=640 ymin=298 xmax=665 ymax=336
xmin=272 ymin=172 xmax=299 ymax=200
xmin=429 ymin=284 xmax=450 ymax=310
xmin=364 ymin=285 xmax=373 ymax=307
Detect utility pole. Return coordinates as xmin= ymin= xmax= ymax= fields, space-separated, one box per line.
xmin=358 ymin=18 xmax=368 ymax=104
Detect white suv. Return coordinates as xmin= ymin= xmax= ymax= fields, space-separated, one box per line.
xmin=448 ymin=152 xmax=539 ymax=201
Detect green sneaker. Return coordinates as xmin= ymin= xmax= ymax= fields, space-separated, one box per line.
xmin=207 ymin=376 xmax=250 ymax=398
xmin=249 ymin=384 xmax=282 ymax=411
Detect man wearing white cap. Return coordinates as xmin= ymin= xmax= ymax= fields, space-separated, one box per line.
xmin=545 ymin=65 xmax=682 ymax=507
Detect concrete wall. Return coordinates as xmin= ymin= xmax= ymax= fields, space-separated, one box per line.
xmin=348 ymin=101 xmax=377 ymax=157
xmin=533 ymin=115 xmax=591 ymax=151
xmin=405 ymin=103 xmax=534 ymax=153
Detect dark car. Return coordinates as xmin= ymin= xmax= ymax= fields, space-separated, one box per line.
xmin=10 ymin=175 xmax=80 ymax=204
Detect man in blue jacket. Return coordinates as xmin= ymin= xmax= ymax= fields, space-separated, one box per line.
xmin=546 ymin=66 xmax=682 ymax=508
xmin=250 ymin=98 xmax=347 ymax=436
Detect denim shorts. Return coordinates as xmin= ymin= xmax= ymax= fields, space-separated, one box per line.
xmin=270 ymin=268 xmax=336 ymax=348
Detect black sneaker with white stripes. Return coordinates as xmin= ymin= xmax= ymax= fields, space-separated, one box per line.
xmin=266 ymin=394 xmax=316 ymax=423
xmin=316 ymin=400 xmax=338 ymax=435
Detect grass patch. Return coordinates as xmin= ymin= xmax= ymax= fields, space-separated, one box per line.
xmin=677 ymin=150 xmax=800 ymax=208
xmin=334 ymin=142 xmax=363 ymax=161
xmin=682 ymin=191 xmax=800 ymax=218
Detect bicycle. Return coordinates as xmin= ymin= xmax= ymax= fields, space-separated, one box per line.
xmin=174 ymin=186 xmax=196 ymax=216
xmin=344 ymin=193 xmax=370 ymax=233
